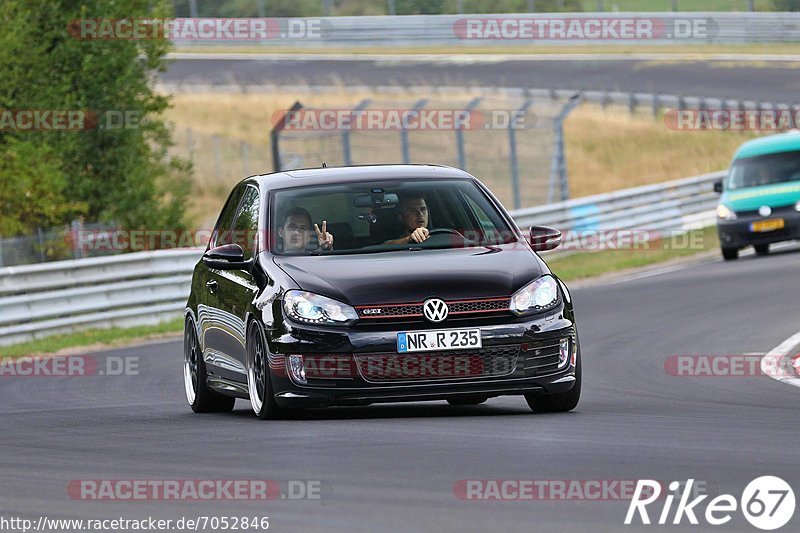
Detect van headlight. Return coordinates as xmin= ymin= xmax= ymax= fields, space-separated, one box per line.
xmin=283 ymin=291 xmax=358 ymax=325
xmin=510 ymin=275 xmax=559 ymax=315
xmin=716 ymin=204 xmax=737 ymax=220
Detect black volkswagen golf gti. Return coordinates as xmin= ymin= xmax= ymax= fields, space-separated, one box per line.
xmin=184 ymin=165 xmax=581 ymax=419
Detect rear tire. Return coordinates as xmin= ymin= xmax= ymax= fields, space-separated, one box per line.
xmin=754 ymin=244 xmax=769 ymax=256
xmin=247 ymin=322 xmax=293 ymax=420
xmin=525 ymin=341 xmax=581 ymax=413
xmin=184 ymin=318 xmax=236 ymax=413
xmin=721 ymin=247 xmax=739 ymax=261
xmin=446 ymin=397 xmax=487 ymax=406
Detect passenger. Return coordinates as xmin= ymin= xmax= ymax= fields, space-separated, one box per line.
xmin=278 ymin=207 xmax=334 ymax=253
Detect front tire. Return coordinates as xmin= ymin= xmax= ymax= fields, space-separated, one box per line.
xmin=754 ymin=244 xmax=769 ymax=256
xmin=721 ymin=247 xmax=739 ymax=261
xmin=184 ymin=318 xmax=235 ymax=413
xmin=247 ymin=322 xmax=291 ymax=420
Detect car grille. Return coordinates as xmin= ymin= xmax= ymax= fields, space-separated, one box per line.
xmin=355 ymin=297 xmax=511 ymax=322
xmin=354 ymin=345 xmax=519 ymax=382
xmin=735 ymin=204 xmax=796 ymax=218
xmin=522 ymin=339 xmax=567 ymax=376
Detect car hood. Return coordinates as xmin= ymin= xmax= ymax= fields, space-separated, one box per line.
xmin=272 ymin=244 xmax=545 ymax=305
xmin=722 ymin=181 xmax=800 ymax=212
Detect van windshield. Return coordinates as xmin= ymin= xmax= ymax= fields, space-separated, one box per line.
xmin=726 ymin=149 xmax=800 ymax=190
xmin=270 ymin=179 xmax=518 ymax=255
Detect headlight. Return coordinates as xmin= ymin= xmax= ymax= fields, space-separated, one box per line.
xmin=283 ymin=290 xmax=358 ymax=325
xmin=510 ymin=275 xmax=559 ymax=315
xmin=795 ymin=200 xmax=800 ymax=212
xmin=716 ymin=204 xmax=737 ymax=220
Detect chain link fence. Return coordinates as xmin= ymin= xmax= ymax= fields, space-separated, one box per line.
xmin=271 ymin=92 xmax=582 ymax=210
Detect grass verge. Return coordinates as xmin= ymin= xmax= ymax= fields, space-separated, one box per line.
xmin=546 ymin=226 xmax=719 ymax=282
xmin=0 ymin=318 xmax=184 ymax=358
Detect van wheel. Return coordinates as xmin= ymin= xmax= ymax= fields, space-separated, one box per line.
xmin=721 ymin=247 xmax=738 ymax=261
xmin=754 ymin=244 xmax=769 ymax=256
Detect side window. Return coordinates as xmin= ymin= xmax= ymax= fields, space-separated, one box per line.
xmin=211 ymin=187 xmax=245 ymax=248
xmin=463 ymin=194 xmax=495 ymax=232
xmin=231 ymin=186 xmax=260 ymax=260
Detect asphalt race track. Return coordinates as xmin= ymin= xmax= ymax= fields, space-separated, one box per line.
xmin=162 ymin=56 xmax=800 ymax=103
xmin=1 ymin=246 xmax=799 ymax=532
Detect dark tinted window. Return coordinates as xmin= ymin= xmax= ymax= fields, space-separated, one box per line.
xmin=211 ymin=186 xmax=245 ymax=248
xmin=727 ymin=149 xmax=800 ymax=190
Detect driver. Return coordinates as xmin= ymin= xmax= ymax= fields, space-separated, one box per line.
xmin=384 ymin=193 xmax=430 ymax=245
xmin=278 ymin=206 xmax=334 ymax=253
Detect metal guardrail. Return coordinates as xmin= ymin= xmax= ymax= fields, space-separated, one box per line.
xmin=174 ymin=13 xmax=800 ymax=47
xmin=0 ymin=171 xmax=725 ymax=348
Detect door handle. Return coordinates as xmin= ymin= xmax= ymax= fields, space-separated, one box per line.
xmin=206 ymin=280 xmax=218 ymax=293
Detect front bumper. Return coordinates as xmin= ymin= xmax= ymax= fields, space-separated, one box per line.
xmin=265 ymin=307 xmax=578 ymax=408
xmin=717 ymin=210 xmax=800 ymax=249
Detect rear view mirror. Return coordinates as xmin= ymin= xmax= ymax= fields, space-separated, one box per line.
xmin=713 ymin=180 xmax=724 ymax=193
xmin=353 ymin=193 xmax=398 ymax=209
xmin=529 ymin=225 xmax=562 ymax=252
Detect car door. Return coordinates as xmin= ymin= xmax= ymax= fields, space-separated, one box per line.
xmin=210 ymin=184 xmax=262 ymax=380
xmin=198 ymin=185 xmax=245 ymax=381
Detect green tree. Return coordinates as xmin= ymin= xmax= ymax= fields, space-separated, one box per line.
xmin=772 ymin=0 xmax=800 ymax=10
xmin=0 ymin=0 xmax=190 ymax=237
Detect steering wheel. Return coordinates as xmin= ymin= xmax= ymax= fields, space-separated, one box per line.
xmin=427 ymin=228 xmax=465 ymax=238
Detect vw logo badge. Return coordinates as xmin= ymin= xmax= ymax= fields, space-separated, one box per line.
xmin=759 ymin=205 xmax=772 ymax=217
xmin=423 ymin=298 xmax=449 ymax=323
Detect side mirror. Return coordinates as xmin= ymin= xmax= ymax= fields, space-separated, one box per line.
xmin=529 ymin=225 xmax=562 ymax=252
xmin=203 ymin=244 xmax=250 ymax=270
xmin=713 ymin=180 xmax=724 ymax=193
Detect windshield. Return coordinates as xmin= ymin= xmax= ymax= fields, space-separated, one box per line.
xmin=270 ymin=179 xmax=517 ymax=255
xmin=726 ymin=149 xmax=800 ymax=190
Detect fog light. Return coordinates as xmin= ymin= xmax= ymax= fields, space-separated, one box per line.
xmin=558 ymin=338 xmax=570 ymax=368
xmin=288 ymin=355 xmax=306 ymax=384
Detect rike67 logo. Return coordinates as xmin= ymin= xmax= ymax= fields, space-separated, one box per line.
xmin=625 ymin=477 xmax=795 ymax=530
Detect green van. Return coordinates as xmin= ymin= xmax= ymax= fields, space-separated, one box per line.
xmin=715 ymin=131 xmax=800 ymax=260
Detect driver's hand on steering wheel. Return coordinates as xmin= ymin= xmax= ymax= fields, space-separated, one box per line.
xmin=408 ymin=227 xmax=430 ymax=244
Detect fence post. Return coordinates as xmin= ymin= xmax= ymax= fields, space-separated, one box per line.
xmin=549 ymin=94 xmax=583 ymax=203
xmin=628 ymin=92 xmax=636 ymax=115
xmin=652 ymin=93 xmax=660 ymax=118
xmin=241 ymin=141 xmax=250 ymax=176
xmin=186 ymin=128 xmax=194 ymax=161
xmin=71 ymin=220 xmax=84 ymax=260
xmin=456 ymin=97 xmax=483 ymax=171
xmin=270 ymin=101 xmax=303 ymax=172
xmin=509 ymin=98 xmax=534 ymax=211
xmin=401 ymin=99 xmax=428 ymax=164
xmin=0 ymin=233 xmax=4 ymax=267
xmin=37 ymin=227 xmax=45 ymax=263
xmin=343 ymin=99 xmax=371 ymax=166
xmin=212 ymin=135 xmax=222 ymax=181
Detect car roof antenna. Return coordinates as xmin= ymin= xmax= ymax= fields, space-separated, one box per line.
xmin=322 ymin=162 xmax=327 ymax=168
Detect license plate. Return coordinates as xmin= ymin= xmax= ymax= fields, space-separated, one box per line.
xmin=750 ymin=218 xmax=784 ymax=232
xmin=397 ymin=328 xmax=482 ymax=353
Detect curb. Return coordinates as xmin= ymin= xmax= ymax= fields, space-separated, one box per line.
xmin=761 ymin=331 xmax=800 ymax=389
